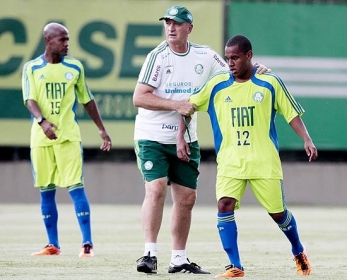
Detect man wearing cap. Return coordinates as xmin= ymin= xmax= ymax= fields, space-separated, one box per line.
xmin=133 ymin=5 xmax=268 ymax=275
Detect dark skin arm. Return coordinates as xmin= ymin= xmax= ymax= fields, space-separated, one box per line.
xmin=83 ymin=100 xmax=112 ymax=151
xmin=26 ymin=99 xmax=112 ymax=151
xmin=289 ymin=115 xmax=318 ymax=162
xmin=27 ymin=99 xmax=58 ymax=140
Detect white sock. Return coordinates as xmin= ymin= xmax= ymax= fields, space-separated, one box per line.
xmin=170 ymin=250 xmax=188 ymax=265
xmin=144 ymin=243 xmax=157 ymax=257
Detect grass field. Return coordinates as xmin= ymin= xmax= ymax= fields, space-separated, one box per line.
xmin=0 ymin=204 xmax=345 ymax=279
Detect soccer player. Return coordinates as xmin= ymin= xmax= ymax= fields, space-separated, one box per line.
xmin=177 ymin=35 xmax=318 ymax=277
xmin=22 ymin=22 xmax=112 ymax=257
xmin=133 ymin=6 xmax=269 ymax=274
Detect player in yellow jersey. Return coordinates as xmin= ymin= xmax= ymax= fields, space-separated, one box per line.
xmin=177 ymin=35 xmax=318 ymax=277
xmin=22 ymin=22 xmax=112 ymax=258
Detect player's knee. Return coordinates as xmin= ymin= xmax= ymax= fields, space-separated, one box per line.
xmin=218 ymin=197 xmax=236 ymax=213
xmin=269 ymin=211 xmax=286 ymax=223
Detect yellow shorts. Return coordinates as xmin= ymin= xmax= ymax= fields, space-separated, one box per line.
xmin=31 ymin=141 xmax=83 ymax=188
xmin=216 ymin=176 xmax=286 ymax=213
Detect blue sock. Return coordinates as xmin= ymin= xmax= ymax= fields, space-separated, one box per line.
xmin=40 ymin=188 xmax=59 ymax=248
xmin=68 ymin=186 xmax=92 ymax=245
xmin=277 ymin=210 xmax=304 ymax=255
xmin=217 ymin=212 xmax=242 ymax=269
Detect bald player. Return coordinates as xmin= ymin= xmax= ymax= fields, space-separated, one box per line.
xmin=22 ymin=22 xmax=112 ymax=257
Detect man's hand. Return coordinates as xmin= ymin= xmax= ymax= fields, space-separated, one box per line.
xmin=176 ymin=115 xmax=192 ymax=162
xmin=289 ymin=116 xmax=317 ymax=162
xmin=254 ymin=62 xmax=271 ymax=74
xmin=177 ymin=137 xmax=191 ymax=162
xmin=41 ymin=120 xmax=58 ymax=140
xmin=99 ymin=130 xmax=112 ymax=151
xmin=304 ymin=139 xmax=318 ymax=162
xmin=175 ymin=100 xmax=196 ymax=116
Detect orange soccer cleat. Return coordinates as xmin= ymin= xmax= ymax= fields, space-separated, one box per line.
xmin=294 ymin=250 xmax=311 ymax=276
xmin=31 ymin=244 xmax=61 ymax=256
xmin=215 ymin=264 xmax=245 ymax=278
xmin=79 ymin=242 xmax=94 ymax=257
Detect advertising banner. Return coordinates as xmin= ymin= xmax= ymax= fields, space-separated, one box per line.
xmin=0 ymin=0 xmax=224 ymax=147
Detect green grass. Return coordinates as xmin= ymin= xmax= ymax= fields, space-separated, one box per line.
xmin=0 ymin=204 xmax=345 ymax=279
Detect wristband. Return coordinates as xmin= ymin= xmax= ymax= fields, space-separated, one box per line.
xmin=37 ymin=117 xmax=46 ymax=126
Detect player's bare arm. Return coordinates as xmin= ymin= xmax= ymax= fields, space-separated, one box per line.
xmin=26 ymin=99 xmax=58 ymax=140
xmin=289 ymin=116 xmax=318 ymax=162
xmin=83 ymin=100 xmax=112 ymax=152
xmin=133 ymin=83 xmax=195 ymax=116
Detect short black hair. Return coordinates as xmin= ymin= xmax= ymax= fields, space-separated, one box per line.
xmin=225 ymin=35 xmax=252 ymax=54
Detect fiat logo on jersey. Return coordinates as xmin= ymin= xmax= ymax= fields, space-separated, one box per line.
xmin=195 ymin=64 xmax=204 ymax=74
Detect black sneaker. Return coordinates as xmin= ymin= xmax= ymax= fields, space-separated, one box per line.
xmin=136 ymin=251 xmax=157 ymax=274
xmin=168 ymin=259 xmax=210 ymax=274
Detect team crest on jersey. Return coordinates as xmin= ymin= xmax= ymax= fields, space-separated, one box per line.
xmin=253 ymin=92 xmax=264 ymax=103
xmin=195 ymin=64 xmax=204 ymax=75
xmin=144 ymin=161 xmax=153 ymax=170
xmin=65 ymin=72 xmax=74 ymax=81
